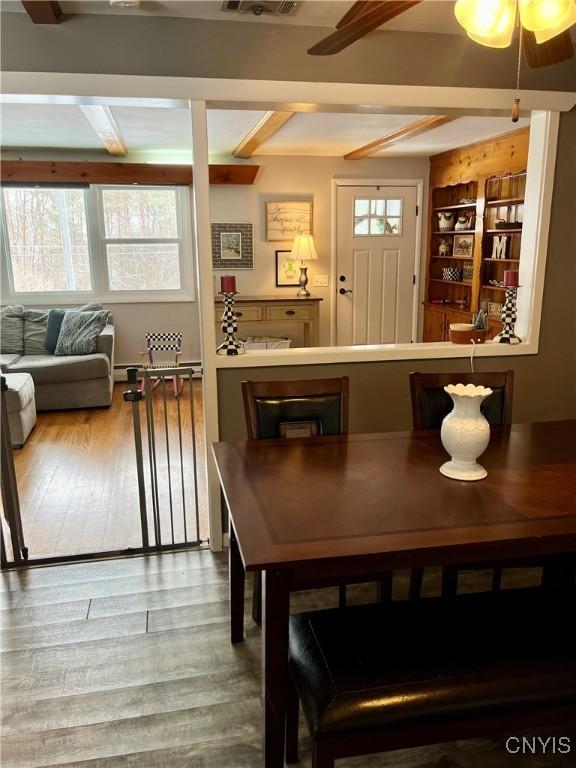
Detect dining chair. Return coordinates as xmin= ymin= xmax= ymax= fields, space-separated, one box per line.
xmin=408 ymin=370 xmax=515 ymax=599
xmin=241 ymin=377 xmax=391 ymax=623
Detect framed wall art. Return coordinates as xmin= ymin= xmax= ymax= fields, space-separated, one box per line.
xmin=453 ymin=234 xmax=474 ymax=257
xmin=265 ymin=201 xmax=312 ymax=242
xmin=211 ymin=223 xmax=253 ymax=269
xmin=275 ymin=249 xmax=299 ymax=287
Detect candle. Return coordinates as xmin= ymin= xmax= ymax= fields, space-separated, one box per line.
xmin=503 ymin=270 xmax=519 ymax=287
xmin=220 ymin=275 xmax=236 ymax=294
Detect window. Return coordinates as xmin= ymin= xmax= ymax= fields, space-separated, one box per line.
xmin=2 ymin=187 xmax=91 ymax=293
xmin=353 ymin=198 xmax=403 ymax=236
xmin=1 ymin=185 xmax=193 ymax=301
xmin=100 ymin=188 xmax=182 ymax=291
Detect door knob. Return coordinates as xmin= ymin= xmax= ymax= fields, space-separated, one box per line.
xmin=339 ymin=288 xmax=352 ymax=295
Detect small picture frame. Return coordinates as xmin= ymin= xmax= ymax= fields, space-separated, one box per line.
xmin=212 ymin=223 xmax=253 ymax=269
xmin=275 ymin=249 xmax=299 ymax=287
xmin=266 ymin=200 xmax=312 ymax=242
xmin=453 ymin=234 xmax=474 ymax=257
xmin=488 ymin=301 xmax=503 ymax=318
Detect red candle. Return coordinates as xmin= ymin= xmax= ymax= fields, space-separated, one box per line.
xmin=503 ymin=270 xmax=519 ymax=287
xmin=220 ymin=275 xmax=236 ymax=294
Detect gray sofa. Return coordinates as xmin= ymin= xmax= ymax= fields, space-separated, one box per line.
xmin=0 ymin=305 xmax=114 ymax=411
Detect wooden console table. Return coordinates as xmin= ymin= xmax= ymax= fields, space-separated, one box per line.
xmin=214 ymin=295 xmax=322 ymax=347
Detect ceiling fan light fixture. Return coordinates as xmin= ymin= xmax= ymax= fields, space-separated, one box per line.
xmin=455 ymin=0 xmax=511 ymax=36
xmin=466 ymin=0 xmax=517 ymax=46
xmin=518 ymin=0 xmax=574 ymax=31
xmin=530 ymin=0 xmax=576 ymax=40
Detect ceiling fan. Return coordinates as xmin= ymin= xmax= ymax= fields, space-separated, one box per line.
xmin=308 ymin=0 xmax=575 ymax=68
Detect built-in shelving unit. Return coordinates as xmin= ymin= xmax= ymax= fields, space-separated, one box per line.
xmin=422 ymin=128 xmax=529 ymax=342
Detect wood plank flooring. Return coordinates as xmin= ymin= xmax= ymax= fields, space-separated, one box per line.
xmin=8 ymin=381 xmax=208 ymax=560
xmin=1 ymin=551 xmax=574 ymax=768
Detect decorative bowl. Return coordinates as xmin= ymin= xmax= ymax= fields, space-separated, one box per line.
xmin=449 ymin=323 xmax=489 ymax=344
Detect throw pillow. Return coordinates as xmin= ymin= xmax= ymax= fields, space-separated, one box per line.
xmin=45 ymin=309 xmax=67 ymax=354
xmin=55 ymin=310 xmax=110 ymax=356
xmin=0 ymin=305 xmax=24 ymax=354
xmin=23 ymin=308 xmax=49 ymax=355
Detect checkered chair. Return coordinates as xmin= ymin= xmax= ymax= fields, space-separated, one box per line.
xmin=140 ymin=332 xmax=183 ymax=397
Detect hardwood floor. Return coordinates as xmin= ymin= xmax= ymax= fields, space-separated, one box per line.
xmin=7 ymin=381 xmax=208 ymax=561
xmin=1 ymin=552 xmax=573 ymax=768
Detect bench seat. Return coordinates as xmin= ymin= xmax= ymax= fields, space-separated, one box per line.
xmin=288 ymin=587 xmax=576 ymax=767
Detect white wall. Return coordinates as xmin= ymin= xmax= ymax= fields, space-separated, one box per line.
xmin=104 ymin=301 xmax=200 ymax=366
xmin=210 ymin=155 xmax=429 ymax=345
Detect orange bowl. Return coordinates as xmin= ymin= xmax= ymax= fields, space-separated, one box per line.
xmin=449 ymin=324 xmax=489 ymax=344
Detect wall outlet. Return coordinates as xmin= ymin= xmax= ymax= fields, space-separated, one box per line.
xmin=313 ymin=275 xmax=329 ymax=288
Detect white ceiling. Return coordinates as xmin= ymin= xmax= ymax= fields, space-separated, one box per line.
xmin=4 ymin=1 xmax=464 ymax=35
xmin=0 ymin=101 xmax=529 ymax=159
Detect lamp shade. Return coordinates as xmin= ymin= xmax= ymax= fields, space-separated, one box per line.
xmin=455 ymin=0 xmax=511 ymax=36
xmin=519 ymin=0 xmax=575 ymax=31
xmin=291 ymin=234 xmax=319 ymax=262
xmin=467 ymin=0 xmax=516 ymax=46
xmin=531 ymin=0 xmax=576 ymax=40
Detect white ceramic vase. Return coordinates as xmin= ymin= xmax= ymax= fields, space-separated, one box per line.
xmin=440 ymin=384 xmax=493 ymax=481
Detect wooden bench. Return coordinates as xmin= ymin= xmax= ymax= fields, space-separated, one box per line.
xmin=286 ymin=587 xmax=576 ymax=768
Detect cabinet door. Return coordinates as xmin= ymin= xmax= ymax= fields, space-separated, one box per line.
xmin=487 ymin=319 xmax=502 ymax=339
xmin=423 ymin=307 xmax=446 ymax=342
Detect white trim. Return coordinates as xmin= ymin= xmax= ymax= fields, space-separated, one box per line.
xmin=190 ymin=100 xmax=223 ymax=553
xmin=515 ymin=110 xmax=559 ymax=346
xmin=330 ymin=178 xmax=424 ymax=346
xmin=2 ymin=73 xmax=575 ymax=113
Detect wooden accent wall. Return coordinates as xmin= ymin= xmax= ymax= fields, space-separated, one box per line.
xmin=429 ymin=127 xmax=529 ymax=187
xmin=423 ymin=127 xmax=530 ymax=337
xmin=0 ymin=161 xmax=259 ymax=186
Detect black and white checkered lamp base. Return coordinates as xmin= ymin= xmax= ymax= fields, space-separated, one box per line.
xmin=494 ymin=287 xmax=521 ymax=345
xmin=217 ymin=292 xmax=245 ymax=356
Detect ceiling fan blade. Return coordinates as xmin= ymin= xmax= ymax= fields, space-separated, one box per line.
xmin=522 ymin=29 xmax=574 ymax=68
xmin=336 ymin=1 xmax=380 ymax=29
xmin=308 ymin=0 xmax=421 ymax=56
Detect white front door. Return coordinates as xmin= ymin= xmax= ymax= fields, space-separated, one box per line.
xmin=336 ymin=185 xmax=419 ymax=345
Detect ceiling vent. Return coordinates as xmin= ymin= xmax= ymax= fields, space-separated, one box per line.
xmin=220 ymin=1 xmax=297 ymax=16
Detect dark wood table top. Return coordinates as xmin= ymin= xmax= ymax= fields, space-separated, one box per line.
xmin=213 ymin=420 xmax=576 ymax=572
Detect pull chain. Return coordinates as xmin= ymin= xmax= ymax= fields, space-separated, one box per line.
xmin=512 ymin=25 xmax=523 ymax=122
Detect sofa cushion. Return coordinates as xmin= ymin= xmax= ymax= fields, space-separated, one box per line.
xmin=7 ymin=353 xmax=110 ymax=385
xmin=45 ymin=309 xmax=67 ymax=354
xmin=0 ymin=353 xmax=21 ymax=371
xmin=3 ymin=372 xmax=35 ymax=412
xmin=23 ymin=308 xmax=49 ymax=355
xmin=0 ymin=305 xmax=24 ymax=354
xmin=55 ymin=310 xmax=110 ymax=356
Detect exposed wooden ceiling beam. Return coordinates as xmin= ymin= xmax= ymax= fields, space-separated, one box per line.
xmin=233 ymin=111 xmax=293 ymax=159
xmin=21 ymin=1 xmax=62 ymax=24
xmin=344 ymin=115 xmax=457 ymax=159
xmin=0 ymin=160 xmax=259 ymax=186
xmin=79 ymin=105 xmax=128 ymax=157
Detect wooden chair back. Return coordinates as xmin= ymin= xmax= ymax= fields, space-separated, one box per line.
xmin=242 ymin=378 xmax=349 ymax=440
xmin=409 ymin=370 xmax=514 ymax=430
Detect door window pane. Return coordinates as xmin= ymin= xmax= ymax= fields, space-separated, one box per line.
xmin=353 ymin=197 xmax=403 ymax=236
xmin=2 ymin=188 xmax=91 ymax=292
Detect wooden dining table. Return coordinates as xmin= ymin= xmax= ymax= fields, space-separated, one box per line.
xmin=212 ymin=419 xmax=576 ymax=768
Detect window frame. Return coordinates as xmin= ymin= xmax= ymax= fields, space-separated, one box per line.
xmin=353 ymin=196 xmax=403 ymax=237
xmin=0 ymin=183 xmax=195 ymax=305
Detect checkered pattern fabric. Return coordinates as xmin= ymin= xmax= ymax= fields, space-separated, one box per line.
xmin=145 ymin=332 xmax=183 ymax=352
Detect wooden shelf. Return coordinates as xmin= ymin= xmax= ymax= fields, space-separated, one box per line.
xmin=481 ymin=284 xmax=507 ymax=291
xmin=432 ymin=230 xmax=475 ymax=235
xmin=485 ymin=228 xmax=523 ymax=234
xmin=431 ymin=256 xmax=474 ymax=260
xmin=483 ymin=258 xmax=520 ymax=263
xmin=433 ymin=202 xmax=477 ymax=211
xmin=485 ymin=197 xmax=524 ymax=206
xmin=431 ymin=279 xmax=472 ymax=287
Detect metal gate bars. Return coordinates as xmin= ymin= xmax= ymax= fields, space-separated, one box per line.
xmin=124 ymin=366 xmax=204 ymax=551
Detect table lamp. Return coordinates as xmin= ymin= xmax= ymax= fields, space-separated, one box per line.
xmin=290 ymin=234 xmax=318 ymax=298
